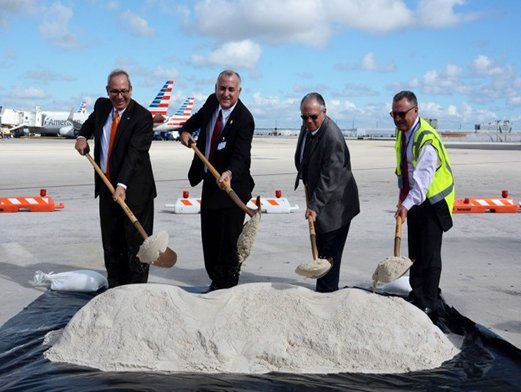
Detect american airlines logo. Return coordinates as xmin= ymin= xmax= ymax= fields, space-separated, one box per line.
xmin=44 ymin=118 xmax=72 ymax=127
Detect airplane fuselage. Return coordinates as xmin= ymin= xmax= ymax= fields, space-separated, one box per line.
xmin=38 ymin=112 xmax=88 ymax=137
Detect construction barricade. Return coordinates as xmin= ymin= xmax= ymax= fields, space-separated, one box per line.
xmin=453 ymin=190 xmax=520 ymax=214
xmin=165 ymin=190 xmax=299 ymax=214
xmin=0 ymin=192 xmax=65 ymax=213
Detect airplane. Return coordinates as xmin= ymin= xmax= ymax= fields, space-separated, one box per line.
xmin=58 ymin=81 xmax=176 ymax=138
xmin=57 ymin=101 xmax=90 ymax=138
xmin=147 ymin=80 xmax=174 ymax=124
xmin=12 ymin=101 xmax=90 ymax=138
xmin=153 ymin=96 xmax=195 ymax=140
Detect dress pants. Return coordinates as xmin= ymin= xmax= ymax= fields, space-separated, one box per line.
xmin=99 ymin=186 xmax=153 ymax=288
xmin=407 ymin=200 xmax=443 ymax=313
xmin=200 ymin=205 xmax=245 ymax=289
xmin=315 ymin=222 xmax=351 ymax=293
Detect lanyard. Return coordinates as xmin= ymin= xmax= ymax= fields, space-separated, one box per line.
xmin=402 ymin=121 xmax=420 ymax=160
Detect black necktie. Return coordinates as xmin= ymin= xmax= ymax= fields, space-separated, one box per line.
xmin=300 ymin=133 xmax=313 ymax=183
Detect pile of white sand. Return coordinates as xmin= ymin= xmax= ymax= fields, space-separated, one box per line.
xmin=44 ymin=283 xmax=459 ymax=374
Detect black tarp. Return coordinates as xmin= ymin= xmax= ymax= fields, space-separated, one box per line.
xmin=1 ymin=289 xmax=520 ymax=392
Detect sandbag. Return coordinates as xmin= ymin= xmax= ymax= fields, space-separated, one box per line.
xmin=32 ymin=270 xmax=108 ymax=292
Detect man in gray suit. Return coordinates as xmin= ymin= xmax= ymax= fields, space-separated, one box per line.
xmin=294 ymin=92 xmax=360 ymax=292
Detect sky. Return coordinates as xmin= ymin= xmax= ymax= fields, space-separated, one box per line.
xmin=0 ymin=0 xmax=520 ymax=131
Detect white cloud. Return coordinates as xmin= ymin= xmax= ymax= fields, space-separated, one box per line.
xmin=0 ymin=0 xmax=39 ymax=29
xmin=471 ymin=55 xmax=509 ymax=76
xmin=447 ymin=104 xmax=458 ymax=116
xmin=335 ymin=53 xmax=396 ymax=73
xmin=25 ymin=69 xmax=76 ymax=82
xmin=151 ymin=66 xmax=179 ymax=81
xmin=326 ymin=0 xmax=414 ymax=33
xmin=194 ymin=0 xmax=332 ymax=47
xmin=191 ymin=0 xmax=477 ymax=47
xmin=10 ymin=87 xmax=47 ymax=99
xmin=192 ymin=40 xmax=262 ymax=69
xmin=361 ymin=53 xmax=396 ymax=72
xmin=416 ymin=64 xmax=467 ymax=95
xmin=122 ymin=10 xmax=155 ymax=37
xmin=416 ymin=0 xmax=479 ymax=28
xmin=105 ymin=1 xmax=119 ymax=10
xmin=39 ymin=2 xmax=76 ymax=49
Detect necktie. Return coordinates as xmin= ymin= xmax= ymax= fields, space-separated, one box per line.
xmin=399 ymin=132 xmax=409 ymax=203
xmin=107 ymin=110 xmax=119 ymax=178
xmin=109 ymin=110 xmax=119 ymax=158
xmin=300 ymin=133 xmax=313 ymax=183
xmin=210 ymin=110 xmax=222 ymax=158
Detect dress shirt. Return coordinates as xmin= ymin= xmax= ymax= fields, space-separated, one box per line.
xmin=204 ymin=104 xmax=235 ymax=158
xmin=402 ymin=117 xmax=439 ymax=210
xmin=101 ymin=107 xmax=127 ymax=189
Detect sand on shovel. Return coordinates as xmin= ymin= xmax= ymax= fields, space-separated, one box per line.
xmin=237 ymin=211 xmax=261 ymax=268
xmin=136 ymin=230 xmax=169 ymax=264
xmin=295 ymin=258 xmax=331 ymax=278
xmin=372 ymin=255 xmax=413 ymax=289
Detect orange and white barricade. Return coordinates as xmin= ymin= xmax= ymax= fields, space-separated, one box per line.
xmin=0 ymin=191 xmax=64 ymax=213
xmin=453 ymin=190 xmax=520 ymax=214
xmin=165 ymin=190 xmax=299 ymax=214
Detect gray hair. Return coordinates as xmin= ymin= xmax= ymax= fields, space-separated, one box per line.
xmin=106 ymin=69 xmax=132 ymax=89
xmin=300 ymin=92 xmax=326 ymax=111
xmin=217 ymin=70 xmax=242 ymax=88
xmin=393 ymin=90 xmax=417 ymax=106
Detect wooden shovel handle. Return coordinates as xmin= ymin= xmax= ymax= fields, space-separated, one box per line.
xmin=394 ymin=215 xmax=402 ymax=257
xmin=190 ymin=142 xmax=258 ymax=217
xmin=85 ymin=153 xmax=149 ymax=240
xmin=308 ymin=215 xmax=318 ymax=261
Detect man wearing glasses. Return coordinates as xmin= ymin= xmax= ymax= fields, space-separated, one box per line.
xmin=294 ymin=92 xmax=360 ymax=292
xmin=75 ymin=69 xmax=156 ymax=287
xmin=391 ymin=90 xmax=455 ymax=321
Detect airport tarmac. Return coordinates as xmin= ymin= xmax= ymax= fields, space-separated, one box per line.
xmin=1 ymin=136 xmax=520 ymax=349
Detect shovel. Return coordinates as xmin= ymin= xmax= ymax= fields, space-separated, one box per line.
xmin=85 ymin=153 xmax=177 ymax=268
xmin=190 ymin=142 xmax=260 ymax=217
xmin=189 ymin=143 xmax=261 ymax=267
xmin=371 ymin=216 xmax=413 ymax=289
xmin=294 ymin=215 xmax=333 ymax=279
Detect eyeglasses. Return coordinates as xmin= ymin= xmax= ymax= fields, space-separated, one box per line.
xmin=109 ymin=89 xmax=130 ymax=96
xmin=301 ymin=114 xmax=320 ymax=121
xmin=390 ymin=106 xmax=416 ymax=119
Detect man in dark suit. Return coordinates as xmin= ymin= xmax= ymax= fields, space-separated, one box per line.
xmin=294 ymin=92 xmax=360 ymax=292
xmin=180 ymin=70 xmax=255 ymax=292
xmin=75 ymin=69 xmax=157 ymax=288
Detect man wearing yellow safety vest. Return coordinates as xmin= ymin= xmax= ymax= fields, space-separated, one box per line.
xmin=391 ymin=90 xmax=455 ymax=322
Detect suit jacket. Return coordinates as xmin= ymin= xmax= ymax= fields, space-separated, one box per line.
xmin=294 ymin=116 xmax=360 ymax=233
xmin=79 ymin=97 xmax=157 ymax=207
xmin=183 ymin=93 xmax=255 ymax=209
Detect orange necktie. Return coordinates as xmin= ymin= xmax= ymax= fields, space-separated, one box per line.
xmin=108 ymin=110 xmax=120 ymax=158
xmin=107 ymin=111 xmax=119 ymax=179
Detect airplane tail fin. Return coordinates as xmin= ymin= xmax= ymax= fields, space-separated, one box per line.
xmin=166 ymin=97 xmax=195 ymax=127
xmin=77 ymin=101 xmax=87 ymax=114
xmin=148 ymin=80 xmax=174 ymax=124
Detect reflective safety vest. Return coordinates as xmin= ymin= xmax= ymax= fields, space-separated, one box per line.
xmin=395 ymin=118 xmax=455 ymax=215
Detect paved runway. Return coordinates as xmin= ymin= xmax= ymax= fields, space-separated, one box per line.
xmin=1 ymin=136 xmax=520 ymax=348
